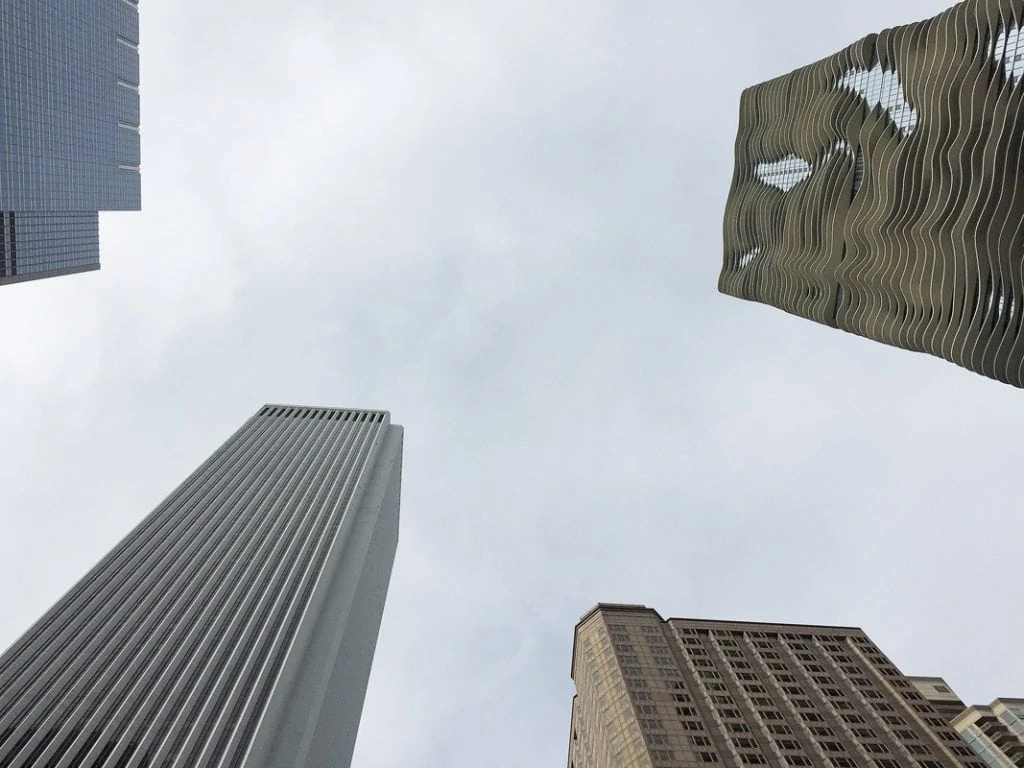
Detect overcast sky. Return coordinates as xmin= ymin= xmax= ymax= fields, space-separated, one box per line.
xmin=1 ymin=1 xmax=1021 ymax=766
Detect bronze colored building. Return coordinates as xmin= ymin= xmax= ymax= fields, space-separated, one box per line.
xmin=721 ymin=0 xmax=1024 ymax=387
xmin=567 ymin=604 xmax=983 ymax=768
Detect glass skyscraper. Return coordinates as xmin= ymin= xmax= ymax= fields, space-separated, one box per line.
xmin=0 ymin=405 xmax=403 ymax=768
xmin=0 ymin=0 xmax=141 ymax=286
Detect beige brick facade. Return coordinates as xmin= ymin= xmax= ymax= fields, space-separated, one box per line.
xmin=568 ymin=605 xmax=983 ymax=768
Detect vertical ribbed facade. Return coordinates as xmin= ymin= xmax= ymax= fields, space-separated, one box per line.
xmin=0 ymin=404 xmax=403 ymax=768
xmin=721 ymin=0 xmax=1024 ymax=387
xmin=0 ymin=0 xmax=141 ymax=286
xmin=568 ymin=605 xmax=984 ymax=768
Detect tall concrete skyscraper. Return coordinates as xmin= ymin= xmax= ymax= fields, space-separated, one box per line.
xmin=721 ymin=0 xmax=1024 ymax=387
xmin=0 ymin=405 xmax=402 ymax=768
xmin=567 ymin=604 xmax=984 ymax=768
xmin=0 ymin=0 xmax=141 ymax=286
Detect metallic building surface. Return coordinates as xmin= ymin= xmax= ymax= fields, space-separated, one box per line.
xmin=0 ymin=405 xmax=403 ymax=768
xmin=0 ymin=0 xmax=141 ymax=286
xmin=721 ymin=0 xmax=1024 ymax=387
xmin=567 ymin=604 xmax=984 ymax=768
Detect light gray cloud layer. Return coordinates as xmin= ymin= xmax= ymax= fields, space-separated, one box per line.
xmin=1 ymin=1 xmax=1019 ymax=766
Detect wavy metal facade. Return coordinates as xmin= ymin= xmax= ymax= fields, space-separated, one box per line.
xmin=0 ymin=405 xmax=403 ymax=768
xmin=722 ymin=0 xmax=1024 ymax=387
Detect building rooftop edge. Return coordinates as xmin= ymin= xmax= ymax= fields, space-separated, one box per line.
xmin=571 ymin=604 xmax=866 ymax=680
xmin=571 ymin=604 xmax=659 ymax=678
xmin=664 ymin=616 xmax=864 ymax=633
xmin=261 ymin=403 xmax=391 ymax=415
xmin=576 ymin=603 xmax=658 ymax=626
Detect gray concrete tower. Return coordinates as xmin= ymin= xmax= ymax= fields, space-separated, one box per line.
xmin=0 ymin=404 xmax=402 ymax=767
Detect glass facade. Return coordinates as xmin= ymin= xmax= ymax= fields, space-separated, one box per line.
xmin=953 ymin=700 xmax=1024 ymax=768
xmin=993 ymin=22 xmax=1024 ymax=83
xmin=959 ymin=726 xmax=1017 ymax=768
xmin=754 ymin=155 xmax=812 ymax=192
xmin=839 ymin=64 xmax=918 ymax=135
xmin=0 ymin=0 xmax=141 ymax=286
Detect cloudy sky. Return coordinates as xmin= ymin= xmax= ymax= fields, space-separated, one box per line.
xmin=1 ymin=0 xmax=1021 ymax=765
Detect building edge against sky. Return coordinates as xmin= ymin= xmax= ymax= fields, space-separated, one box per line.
xmin=567 ymin=603 xmax=987 ymax=768
xmin=721 ymin=0 xmax=1024 ymax=387
xmin=247 ymin=407 xmax=403 ymax=768
xmin=0 ymin=0 xmax=141 ymax=286
xmin=0 ymin=405 xmax=401 ymax=768
xmin=951 ymin=700 xmax=1024 ymax=768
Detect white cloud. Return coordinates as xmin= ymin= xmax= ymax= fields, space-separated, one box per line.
xmin=0 ymin=1 xmax=1018 ymax=767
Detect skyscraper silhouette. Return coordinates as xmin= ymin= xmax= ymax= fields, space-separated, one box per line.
xmin=0 ymin=405 xmax=402 ymax=768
